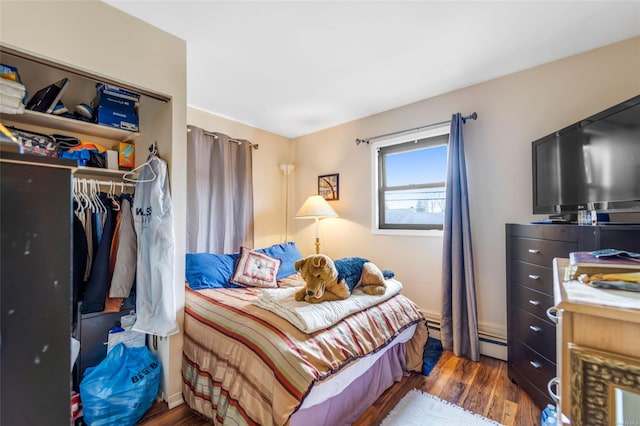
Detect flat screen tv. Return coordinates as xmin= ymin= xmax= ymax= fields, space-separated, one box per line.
xmin=532 ymin=95 xmax=640 ymax=216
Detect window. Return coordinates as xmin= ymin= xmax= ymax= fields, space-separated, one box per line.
xmin=372 ymin=126 xmax=449 ymax=232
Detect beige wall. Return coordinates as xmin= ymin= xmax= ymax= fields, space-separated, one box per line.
xmin=2 ymin=0 xmax=638 ymax=407
xmin=292 ymin=37 xmax=640 ymax=342
xmin=1 ymin=0 xmax=188 ymax=407
xmin=187 ymin=107 xmax=295 ymax=248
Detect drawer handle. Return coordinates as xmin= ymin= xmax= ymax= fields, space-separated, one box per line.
xmin=528 ymin=274 xmax=540 ymax=280
xmin=528 ymin=249 xmax=540 ymax=254
xmin=528 ymin=299 xmax=540 ymax=306
xmin=529 ymin=325 xmax=542 ymax=333
xmin=546 ymin=306 xmax=558 ymax=324
xmin=547 ymin=377 xmax=560 ymax=403
xmin=529 ymin=360 xmax=542 ymax=370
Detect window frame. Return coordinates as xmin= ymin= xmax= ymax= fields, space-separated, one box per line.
xmin=370 ymin=124 xmax=450 ymax=236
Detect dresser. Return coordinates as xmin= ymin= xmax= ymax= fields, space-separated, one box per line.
xmin=505 ymin=223 xmax=640 ymax=409
xmin=553 ymin=258 xmax=640 ymax=426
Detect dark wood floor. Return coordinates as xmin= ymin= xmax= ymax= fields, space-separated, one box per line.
xmin=137 ymin=350 xmax=541 ymax=425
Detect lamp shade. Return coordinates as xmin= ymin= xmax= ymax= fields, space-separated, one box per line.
xmin=295 ymin=195 xmax=339 ymax=219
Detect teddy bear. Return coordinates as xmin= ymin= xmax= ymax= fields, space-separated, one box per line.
xmin=294 ymin=254 xmax=394 ymax=303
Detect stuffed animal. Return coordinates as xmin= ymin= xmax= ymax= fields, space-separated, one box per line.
xmin=294 ymin=254 xmax=393 ymax=303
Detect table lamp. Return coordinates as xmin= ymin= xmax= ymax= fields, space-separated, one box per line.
xmin=295 ymin=195 xmax=339 ymax=254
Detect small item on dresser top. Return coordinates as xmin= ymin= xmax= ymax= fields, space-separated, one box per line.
xmin=578 ymin=271 xmax=640 ymax=292
xmin=567 ymin=250 xmax=640 ymax=282
xmin=591 ymin=248 xmax=640 ymax=261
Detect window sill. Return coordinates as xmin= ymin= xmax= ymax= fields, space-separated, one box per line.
xmin=372 ymin=228 xmax=444 ymax=237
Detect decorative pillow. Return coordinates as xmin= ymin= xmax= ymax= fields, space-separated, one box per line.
xmin=257 ymin=242 xmax=303 ymax=280
xmin=231 ymin=247 xmax=281 ymax=288
xmin=185 ymin=252 xmax=241 ymax=290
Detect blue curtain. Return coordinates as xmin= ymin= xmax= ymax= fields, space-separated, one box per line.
xmin=440 ymin=113 xmax=480 ymax=361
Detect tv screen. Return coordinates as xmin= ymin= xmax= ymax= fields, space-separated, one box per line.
xmin=532 ymin=95 xmax=640 ymax=215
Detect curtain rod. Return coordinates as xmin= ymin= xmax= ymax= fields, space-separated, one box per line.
xmin=355 ymin=112 xmax=478 ymax=146
xmin=187 ymin=126 xmax=259 ymax=149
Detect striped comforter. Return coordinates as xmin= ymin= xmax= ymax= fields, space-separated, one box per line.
xmin=182 ymin=286 xmax=427 ymax=426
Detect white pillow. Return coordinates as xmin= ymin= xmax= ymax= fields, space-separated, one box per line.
xmin=231 ymin=247 xmax=281 ymax=288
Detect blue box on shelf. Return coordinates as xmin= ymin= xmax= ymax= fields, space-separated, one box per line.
xmin=95 ymin=106 xmax=139 ymax=132
xmin=95 ymin=83 xmax=140 ymax=102
xmin=92 ymin=93 xmax=137 ymax=115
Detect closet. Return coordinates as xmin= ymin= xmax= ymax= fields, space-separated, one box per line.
xmin=1 ymin=44 xmax=170 ymax=424
xmin=72 ymin=177 xmax=138 ymax=383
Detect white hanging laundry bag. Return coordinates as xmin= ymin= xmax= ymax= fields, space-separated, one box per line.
xmin=132 ymin=155 xmax=179 ymax=337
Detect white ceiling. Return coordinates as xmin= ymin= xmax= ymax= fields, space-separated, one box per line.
xmin=104 ymin=1 xmax=640 ymax=139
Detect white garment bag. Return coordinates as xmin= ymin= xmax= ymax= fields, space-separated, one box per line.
xmin=131 ymin=154 xmax=179 ymax=337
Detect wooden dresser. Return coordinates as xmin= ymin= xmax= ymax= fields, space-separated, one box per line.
xmin=505 ymin=223 xmax=640 ymax=409
xmin=553 ymin=258 xmax=640 ymax=425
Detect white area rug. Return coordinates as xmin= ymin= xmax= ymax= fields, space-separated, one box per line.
xmin=381 ymin=389 xmax=504 ymax=426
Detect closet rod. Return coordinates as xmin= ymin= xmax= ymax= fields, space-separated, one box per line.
xmin=187 ymin=126 xmax=259 ymax=149
xmin=73 ymin=177 xmax=136 ymax=188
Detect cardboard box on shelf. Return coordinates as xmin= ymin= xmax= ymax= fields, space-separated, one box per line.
xmin=118 ymin=142 xmax=134 ymax=169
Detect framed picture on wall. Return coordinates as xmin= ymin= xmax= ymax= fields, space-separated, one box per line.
xmin=318 ymin=173 xmax=339 ymax=201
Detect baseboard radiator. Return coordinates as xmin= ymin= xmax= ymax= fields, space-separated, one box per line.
xmin=421 ymin=310 xmax=508 ymax=361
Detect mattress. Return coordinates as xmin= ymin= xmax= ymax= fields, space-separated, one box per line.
xmin=298 ymin=323 xmax=417 ymax=409
xmin=182 ymin=285 xmax=427 ymax=425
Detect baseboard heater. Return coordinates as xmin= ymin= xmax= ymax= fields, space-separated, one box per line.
xmin=421 ymin=310 xmax=507 ymax=361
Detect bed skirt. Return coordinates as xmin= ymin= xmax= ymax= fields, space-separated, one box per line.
xmin=290 ymin=342 xmax=406 ymax=426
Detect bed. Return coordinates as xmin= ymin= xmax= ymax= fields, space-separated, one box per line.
xmin=182 ymin=244 xmax=429 ymax=425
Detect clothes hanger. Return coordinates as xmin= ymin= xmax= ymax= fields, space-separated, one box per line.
xmin=107 ymin=181 xmax=121 ymax=211
xmin=80 ymin=178 xmax=93 ymax=212
xmin=73 ymin=178 xmax=85 ymax=216
xmin=122 ymin=143 xmax=158 ymax=183
xmin=90 ymin=179 xmax=105 ymax=214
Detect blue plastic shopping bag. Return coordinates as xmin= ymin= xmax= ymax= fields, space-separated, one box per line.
xmin=79 ymin=343 xmax=161 ymax=426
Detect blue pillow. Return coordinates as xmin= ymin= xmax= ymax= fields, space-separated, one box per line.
xmin=185 ymin=252 xmax=241 ymax=289
xmin=257 ymin=242 xmax=303 ymax=280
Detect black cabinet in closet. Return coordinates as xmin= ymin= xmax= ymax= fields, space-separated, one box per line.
xmin=1 ymin=152 xmax=76 ymax=425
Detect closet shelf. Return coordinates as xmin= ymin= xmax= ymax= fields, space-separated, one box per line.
xmin=1 ymin=110 xmax=140 ymax=142
xmin=75 ymin=166 xmax=130 ymax=179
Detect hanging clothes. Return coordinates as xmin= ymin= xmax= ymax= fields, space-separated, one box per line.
xmin=132 ymin=155 xmax=179 ymax=337
xmin=109 ymin=195 xmax=137 ymax=298
xmin=83 ymin=211 xmax=94 ymax=282
xmin=103 ymin=206 xmax=124 ymax=313
xmin=81 ymin=193 xmax=116 ymax=314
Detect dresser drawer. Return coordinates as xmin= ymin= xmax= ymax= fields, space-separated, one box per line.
xmin=512 ymin=341 xmax=556 ymax=397
xmin=512 ymin=284 xmax=555 ymax=319
xmin=511 ymin=261 xmax=554 ymax=294
xmin=513 ymin=307 xmax=556 ymax=361
xmin=510 ymin=237 xmax=576 ymax=266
